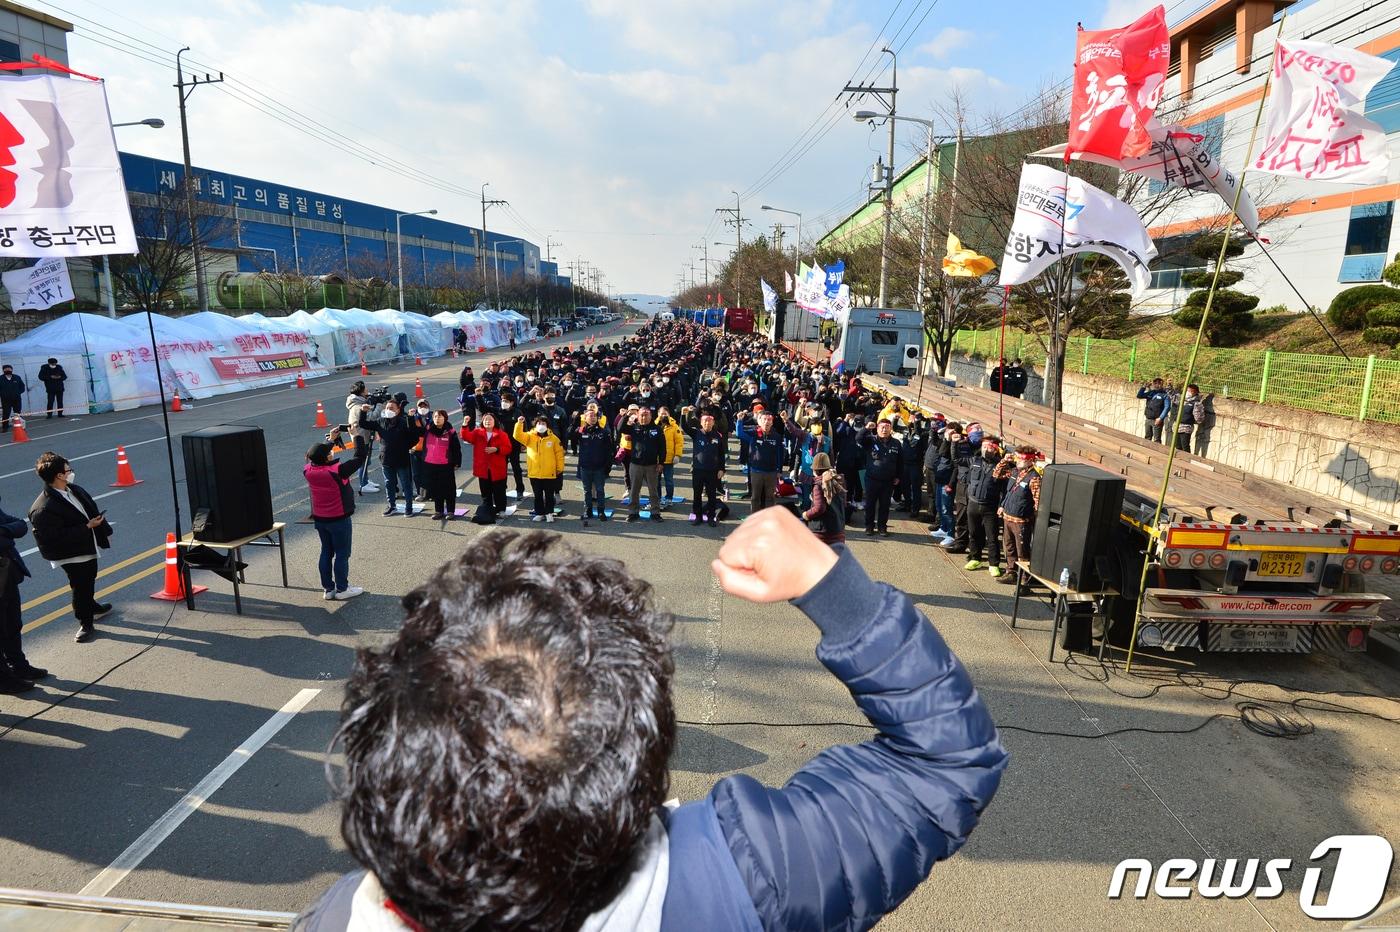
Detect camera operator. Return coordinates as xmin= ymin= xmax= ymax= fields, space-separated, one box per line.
xmin=304 ymin=426 xmax=368 ymax=601
xmin=345 ymin=381 xmax=386 ymax=495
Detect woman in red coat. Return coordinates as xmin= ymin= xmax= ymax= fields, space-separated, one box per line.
xmin=460 ymin=411 xmax=512 ymax=523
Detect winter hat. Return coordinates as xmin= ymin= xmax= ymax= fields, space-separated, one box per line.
xmin=811 ymin=452 xmax=833 ymax=472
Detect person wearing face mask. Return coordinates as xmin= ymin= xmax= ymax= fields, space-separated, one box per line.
xmin=513 ymin=415 xmax=565 ymax=522
xmin=497 ymin=392 xmax=527 ymax=500
xmin=1172 ymin=383 xmax=1205 ymax=453
xmin=618 ymin=406 xmax=666 ymax=522
xmin=657 ymin=407 xmax=684 ymax=504
xmin=734 ymin=405 xmax=787 ymax=514
xmin=681 ymin=405 xmax=727 ymax=526
xmin=460 ymin=411 xmax=512 ymax=523
xmin=569 ymin=407 xmax=614 ymax=524
xmin=345 ymin=381 xmax=380 ymax=495
xmin=374 ymin=399 xmax=423 ymax=517
xmin=994 ymin=445 xmax=1042 ymax=589
xmin=857 ymin=419 xmax=903 ymax=537
xmin=940 ymin=425 xmax=978 ymax=555
xmin=0 ymin=492 xmax=42 ymax=691
xmin=962 ymin=436 xmax=1008 ymax=578
xmin=407 ymin=397 xmax=432 ymax=503
xmin=421 ymin=409 xmax=463 ymax=520
xmin=29 ymin=452 xmax=114 ymax=642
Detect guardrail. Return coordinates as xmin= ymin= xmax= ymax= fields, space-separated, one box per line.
xmin=951 ymin=329 xmax=1400 ymax=424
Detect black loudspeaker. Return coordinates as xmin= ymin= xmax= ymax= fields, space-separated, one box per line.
xmin=1029 ymin=464 xmax=1126 ymax=591
xmin=182 ymin=425 xmax=274 ymax=543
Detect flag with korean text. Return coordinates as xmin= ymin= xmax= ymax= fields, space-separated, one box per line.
xmin=2 ymin=255 xmax=70 ymax=309
xmin=0 ymin=74 xmax=137 ymax=256
xmin=1254 ymin=39 xmax=1395 ymax=185
xmin=1068 ymin=5 xmax=1170 ymax=161
xmin=999 ymin=163 xmax=1157 ymax=295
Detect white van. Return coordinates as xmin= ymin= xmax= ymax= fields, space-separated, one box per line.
xmin=657 ymin=310 xmax=675 ymax=322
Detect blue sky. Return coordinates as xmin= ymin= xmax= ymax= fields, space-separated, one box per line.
xmin=36 ymin=0 xmax=1164 ymax=294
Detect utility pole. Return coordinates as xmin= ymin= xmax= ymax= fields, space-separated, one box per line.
xmin=715 ymin=190 xmax=746 ymax=308
xmin=175 ymin=47 xmax=223 ymax=311
xmin=844 ymin=47 xmax=896 ymax=307
xmin=480 ymin=181 xmax=508 ymax=302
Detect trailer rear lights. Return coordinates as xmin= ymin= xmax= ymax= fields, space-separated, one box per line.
xmin=1360 ymin=557 xmax=1376 ymax=573
xmin=1165 ymin=551 xmax=1183 ymax=567
xmin=1167 ymin=528 xmax=1228 ymax=549
xmin=1350 ymin=535 xmax=1400 ymax=554
xmin=1344 ymin=556 xmax=1359 ymax=572
xmin=1209 ymin=552 xmax=1226 ymax=569
xmin=1190 ymin=552 xmax=1207 ymax=568
xmin=1348 ymin=627 xmax=1367 ymax=649
xmin=1384 ymin=559 xmax=1398 ymax=574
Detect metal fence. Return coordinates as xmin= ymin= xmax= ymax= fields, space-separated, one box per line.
xmin=951 ymin=329 xmax=1400 ymax=424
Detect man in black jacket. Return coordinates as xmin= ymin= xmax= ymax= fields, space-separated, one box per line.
xmin=0 ymin=365 xmax=24 ymax=432
xmin=682 ymin=406 xmax=727 ymax=526
xmin=0 ymin=494 xmax=43 ymax=692
xmin=620 ymin=407 xmax=666 ymax=523
xmin=29 ymin=451 xmax=114 ymax=643
xmin=374 ymin=399 xmax=423 ymax=517
xmin=38 ymin=358 xmax=66 ymax=418
xmin=940 ymin=429 xmax=977 ymax=555
xmin=859 ymin=419 xmax=903 ymax=537
xmin=963 ymin=436 xmax=1007 ymax=577
xmin=570 ymin=408 xmax=614 ymax=524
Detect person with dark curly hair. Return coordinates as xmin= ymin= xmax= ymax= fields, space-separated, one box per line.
xmin=299 ymin=507 xmax=1006 ymax=931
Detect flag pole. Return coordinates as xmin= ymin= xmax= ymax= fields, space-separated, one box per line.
xmin=998 ymin=284 xmax=1009 ymax=438
xmin=1125 ymin=15 xmax=1286 ymax=673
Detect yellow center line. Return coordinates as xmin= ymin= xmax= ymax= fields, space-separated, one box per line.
xmin=21 ymin=543 xmax=167 ymax=613
xmin=22 ymin=563 xmax=168 ymax=634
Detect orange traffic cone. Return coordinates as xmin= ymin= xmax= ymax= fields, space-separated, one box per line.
xmin=314 ymin=401 xmax=330 ymax=428
xmin=451 ymin=345 xmax=458 ymax=358
xmin=171 ymin=393 xmax=183 ymax=413
xmin=360 ymin=355 xmax=371 ymax=376
xmin=415 ymin=354 xmax=423 ymax=366
xmin=152 ymin=532 xmax=206 ymax=601
xmin=295 ymin=373 xmax=306 ymax=389
xmin=414 ymin=377 xmax=425 ymax=399
xmin=477 ymin=346 xmax=485 ymax=353
xmin=110 ymin=445 xmax=143 ymax=487
xmin=10 ymin=416 xmax=29 ymax=443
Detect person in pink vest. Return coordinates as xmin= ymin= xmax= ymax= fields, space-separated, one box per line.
xmin=303 ymin=427 xmax=368 ymax=601
xmin=461 ymin=411 xmax=513 ymax=524
xmin=422 ymin=409 xmax=463 ymax=520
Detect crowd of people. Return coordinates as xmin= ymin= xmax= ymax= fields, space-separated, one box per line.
xmin=296 ymin=319 xmax=1051 ymax=603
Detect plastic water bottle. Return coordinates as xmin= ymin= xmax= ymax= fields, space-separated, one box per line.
xmin=1059 ymin=567 xmax=1071 ymax=590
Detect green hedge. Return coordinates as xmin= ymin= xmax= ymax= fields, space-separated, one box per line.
xmin=1328 ymin=284 xmax=1399 ymax=330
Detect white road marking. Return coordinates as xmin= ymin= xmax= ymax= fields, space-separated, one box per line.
xmin=0 ymin=436 xmax=167 ymax=481
xmin=78 ymin=688 xmax=321 ymax=897
xmin=18 ymin=546 xmax=37 ymax=557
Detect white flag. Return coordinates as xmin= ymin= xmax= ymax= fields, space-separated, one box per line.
xmin=760 ymin=277 xmax=778 ymax=313
xmin=1030 ymin=119 xmax=1261 ymax=234
xmin=784 ymin=269 xmax=794 ymax=294
xmin=999 ymin=163 xmax=1158 ymax=295
xmin=0 ymin=74 xmax=138 ymax=256
xmin=3 ymin=256 xmax=72 ymax=310
xmin=1254 ymin=39 xmax=1394 ymax=185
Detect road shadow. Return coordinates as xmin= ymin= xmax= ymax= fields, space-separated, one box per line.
xmin=671 ymin=724 xmax=769 ymax=775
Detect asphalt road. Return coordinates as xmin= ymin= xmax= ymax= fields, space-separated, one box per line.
xmin=0 ymin=323 xmax=1396 ymax=930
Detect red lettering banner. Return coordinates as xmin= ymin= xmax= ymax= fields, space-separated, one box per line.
xmin=1069 ymin=5 xmax=1169 ymax=161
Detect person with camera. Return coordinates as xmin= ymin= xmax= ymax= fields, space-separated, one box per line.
xmin=460 ymin=411 xmax=512 ymax=524
xmin=30 ymin=452 xmax=114 ymax=641
xmin=299 ymin=507 xmax=1006 ymax=932
xmin=374 ymin=398 xmax=423 ymax=517
xmin=0 ymin=493 xmax=42 ymax=691
xmin=305 ymin=427 xmax=368 ymax=601
xmin=345 ymin=381 xmax=383 ymax=495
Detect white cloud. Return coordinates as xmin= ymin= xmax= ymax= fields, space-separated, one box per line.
xmin=1098 ymin=0 xmax=1162 ymax=28
xmin=918 ymin=27 xmax=975 ymax=60
xmin=70 ymin=1 xmax=1035 ymax=294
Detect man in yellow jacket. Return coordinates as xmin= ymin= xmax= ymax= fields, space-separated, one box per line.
xmin=658 ymin=406 xmax=685 ymax=504
xmin=513 ymin=415 xmax=566 ymax=522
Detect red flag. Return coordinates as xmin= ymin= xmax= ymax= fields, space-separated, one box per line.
xmin=718 ymin=292 xmax=724 ymax=305
xmin=1068 ymin=5 xmax=1169 ymax=161
xmin=706 ymin=293 xmax=712 ymax=302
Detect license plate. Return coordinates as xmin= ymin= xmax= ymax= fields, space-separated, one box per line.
xmin=1214 ymin=625 xmax=1301 ymax=652
xmin=1257 ymin=551 xmax=1305 ymax=577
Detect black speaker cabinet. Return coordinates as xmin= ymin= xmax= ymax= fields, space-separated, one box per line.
xmin=1029 ymin=464 xmax=1126 ymax=591
xmin=182 ymin=425 xmax=274 ymax=543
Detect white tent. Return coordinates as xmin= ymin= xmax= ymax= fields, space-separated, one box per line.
xmin=313 ymin=307 xmax=397 ymax=365
xmin=470 ymin=310 xmax=514 ymax=347
xmin=181 ymin=311 xmax=331 ymax=386
xmin=373 ymin=308 xmax=448 ymax=357
xmin=263 ymin=307 xmax=337 ymax=366
xmin=0 ymin=312 xmax=135 ymax=414
xmin=440 ymin=310 xmax=498 ymax=350
xmin=500 ymin=309 xmax=537 ymax=342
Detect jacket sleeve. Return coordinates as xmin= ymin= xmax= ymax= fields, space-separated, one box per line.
xmin=337 ymin=435 xmax=369 ymax=479
xmin=512 ymin=421 xmax=530 ymax=447
xmin=1136 ymin=386 xmax=1149 ymax=400
xmin=709 ymin=550 xmax=1007 ymax=931
xmin=552 ymin=437 xmax=565 ymax=474
xmin=0 ymin=507 xmax=28 ymax=542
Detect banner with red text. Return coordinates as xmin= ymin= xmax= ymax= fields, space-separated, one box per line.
xmin=1069 ymin=5 xmax=1169 ymax=161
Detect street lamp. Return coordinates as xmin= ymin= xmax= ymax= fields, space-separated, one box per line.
xmin=396 ymin=209 xmax=437 ymax=313
xmin=106 ymin=117 xmax=165 ymax=319
xmin=854 ymin=110 xmax=952 ymax=309
xmin=493 ymin=237 xmax=527 ymax=315
xmin=762 ymin=204 xmax=802 ymax=339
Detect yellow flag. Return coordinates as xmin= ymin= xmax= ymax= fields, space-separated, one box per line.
xmin=942 ymin=233 xmax=996 ymax=277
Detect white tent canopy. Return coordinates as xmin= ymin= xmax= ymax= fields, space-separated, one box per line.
xmin=0 ymin=312 xmax=134 ymax=414
xmin=258 ymin=311 xmax=336 ymax=369
xmin=373 ymin=308 xmax=448 ymax=357
xmin=313 ymin=307 xmax=397 ymax=365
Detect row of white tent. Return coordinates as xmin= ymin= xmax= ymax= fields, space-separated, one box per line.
xmin=0 ymin=307 xmax=536 ymax=413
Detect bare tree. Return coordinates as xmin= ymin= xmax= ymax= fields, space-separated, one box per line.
xmin=109 ymin=191 xmax=237 ymax=312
